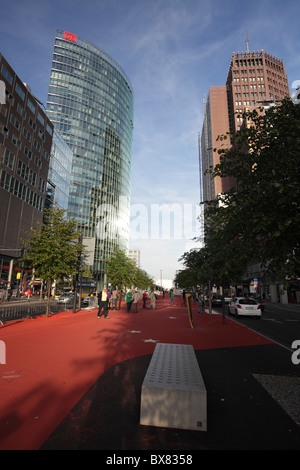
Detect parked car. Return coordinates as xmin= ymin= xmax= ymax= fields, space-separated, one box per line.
xmin=211 ymin=295 xmax=223 ymax=307
xmin=82 ymin=294 xmax=97 ymax=306
xmin=57 ymin=293 xmax=77 ymax=304
xmin=82 ymin=295 xmax=91 ymax=306
xmin=228 ymin=297 xmax=261 ymax=318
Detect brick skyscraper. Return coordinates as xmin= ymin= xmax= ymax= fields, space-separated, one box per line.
xmin=201 ymin=49 xmax=290 ymax=203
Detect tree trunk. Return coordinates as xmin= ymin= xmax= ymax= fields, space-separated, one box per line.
xmin=221 ymin=283 xmax=226 ymax=325
xmin=46 ymin=279 xmax=51 ymax=317
xmin=208 ymin=280 xmax=212 ymax=315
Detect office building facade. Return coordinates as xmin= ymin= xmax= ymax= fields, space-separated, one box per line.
xmin=0 ymin=54 xmax=54 ymax=283
xmin=226 ymin=50 xmax=290 ymax=137
xmin=46 ymin=31 xmax=134 ymax=283
xmin=200 ymin=49 xmax=291 ymax=302
xmin=201 ymin=86 xmax=232 ymax=203
xmin=201 ymin=50 xmax=290 ymax=202
xmin=45 ymin=128 xmax=73 ymax=212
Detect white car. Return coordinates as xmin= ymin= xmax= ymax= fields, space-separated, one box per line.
xmin=228 ymin=297 xmax=261 ymax=318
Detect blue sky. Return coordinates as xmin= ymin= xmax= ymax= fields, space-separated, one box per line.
xmin=1 ymin=0 xmax=299 ymax=281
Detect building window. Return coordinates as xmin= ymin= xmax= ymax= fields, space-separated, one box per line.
xmin=46 ymin=123 xmax=53 ymax=135
xmin=10 ymin=114 xmax=20 ymax=130
xmin=1 ymin=124 xmax=9 ymax=137
xmin=37 ymin=112 xmax=44 ymax=125
xmin=3 ymin=148 xmax=15 ymax=169
xmin=12 ymin=134 xmax=22 ymax=149
xmin=24 ymin=146 xmax=32 ymax=159
xmin=39 ymin=178 xmax=46 ymax=193
xmin=29 ymin=117 xmax=36 ymax=130
xmin=1 ymin=65 xmax=12 ymax=84
xmin=34 ymin=156 xmax=42 ymax=169
xmin=17 ymin=160 xmax=36 ymax=186
xmin=33 ymin=139 xmax=41 ymax=152
xmin=27 ymin=98 xmax=36 ymax=114
xmin=15 ymin=83 xmax=25 ymax=100
xmin=17 ymin=103 xmax=26 ymax=119
xmin=0 ymin=169 xmax=12 ymax=191
xmin=43 ymin=149 xmax=49 ymax=161
xmin=23 ymin=127 xmax=31 ymax=142
xmin=38 ymin=129 xmax=45 ymax=141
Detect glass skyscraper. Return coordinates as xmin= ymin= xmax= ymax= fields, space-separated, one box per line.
xmin=46 ymin=30 xmax=134 ymax=284
xmin=46 ymin=129 xmax=73 ymax=211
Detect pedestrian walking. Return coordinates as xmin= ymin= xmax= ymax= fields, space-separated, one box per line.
xmin=181 ymin=289 xmax=186 ymax=306
xmin=168 ymin=289 xmax=175 ymax=306
xmin=126 ymin=289 xmax=133 ymax=312
xmin=97 ymin=286 xmax=109 ymax=319
xmin=142 ymin=291 xmax=147 ymax=308
xmin=26 ymin=288 xmax=32 ymax=301
xmin=147 ymin=290 xmax=156 ymax=310
xmin=197 ymin=293 xmax=205 ymax=313
xmin=111 ymin=287 xmax=119 ymax=310
xmin=132 ymin=291 xmax=139 ymax=313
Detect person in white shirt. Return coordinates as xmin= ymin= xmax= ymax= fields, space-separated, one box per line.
xmin=97 ymin=286 xmax=109 ymax=319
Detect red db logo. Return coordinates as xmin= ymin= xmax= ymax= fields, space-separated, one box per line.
xmin=63 ymin=31 xmax=77 ymax=42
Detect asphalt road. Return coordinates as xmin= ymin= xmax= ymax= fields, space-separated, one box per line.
xmin=224 ymin=302 xmax=300 ymax=351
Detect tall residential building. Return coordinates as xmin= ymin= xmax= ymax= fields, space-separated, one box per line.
xmin=46 ymin=30 xmax=134 ymax=285
xmin=0 ymin=53 xmax=54 ymax=282
xmin=201 ymin=49 xmax=290 ymax=202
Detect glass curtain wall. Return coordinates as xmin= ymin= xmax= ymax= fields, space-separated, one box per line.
xmin=46 ymin=129 xmax=73 ymax=211
xmin=46 ymin=30 xmax=134 ymax=285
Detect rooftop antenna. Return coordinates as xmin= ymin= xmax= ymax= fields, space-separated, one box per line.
xmin=246 ymin=30 xmax=250 ymax=53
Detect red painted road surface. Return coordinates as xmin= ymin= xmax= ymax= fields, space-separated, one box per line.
xmin=1 ymin=296 xmax=296 ymax=450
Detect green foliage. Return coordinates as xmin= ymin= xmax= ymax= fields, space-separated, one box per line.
xmin=181 ymin=99 xmax=300 ymax=288
xmin=211 ymin=99 xmax=300 ymax=277
xmin=174 ymin=268 xmax=197 ymax=289
xmin=21 ymin=205 xmax=84 ymax=315
xmin=104 ymin=248 xmax=153 ymax=289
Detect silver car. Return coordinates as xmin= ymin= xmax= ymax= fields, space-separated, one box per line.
xmin=228 ymin=297 xmax=261 ymax=318
xmin=57 ymin=293 xmax=74 ymax=304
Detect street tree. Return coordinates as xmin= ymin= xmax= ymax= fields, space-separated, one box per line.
xmin=21 ymin=205 xmax=84 ymax=316
xmin=104 ymin=248 xmax=153 ymax=290
xmin=210 ymin=98 xmax=300 ymax=278
xmin=178 ymin=100 xmax=299 ymax=316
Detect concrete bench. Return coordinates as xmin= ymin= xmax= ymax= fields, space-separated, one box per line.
xmin=140 ymin=343 xmax=207 ymax=431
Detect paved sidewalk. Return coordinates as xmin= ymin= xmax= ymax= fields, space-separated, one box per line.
xmin=0 ymin=296 xmax=299 ymax=450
